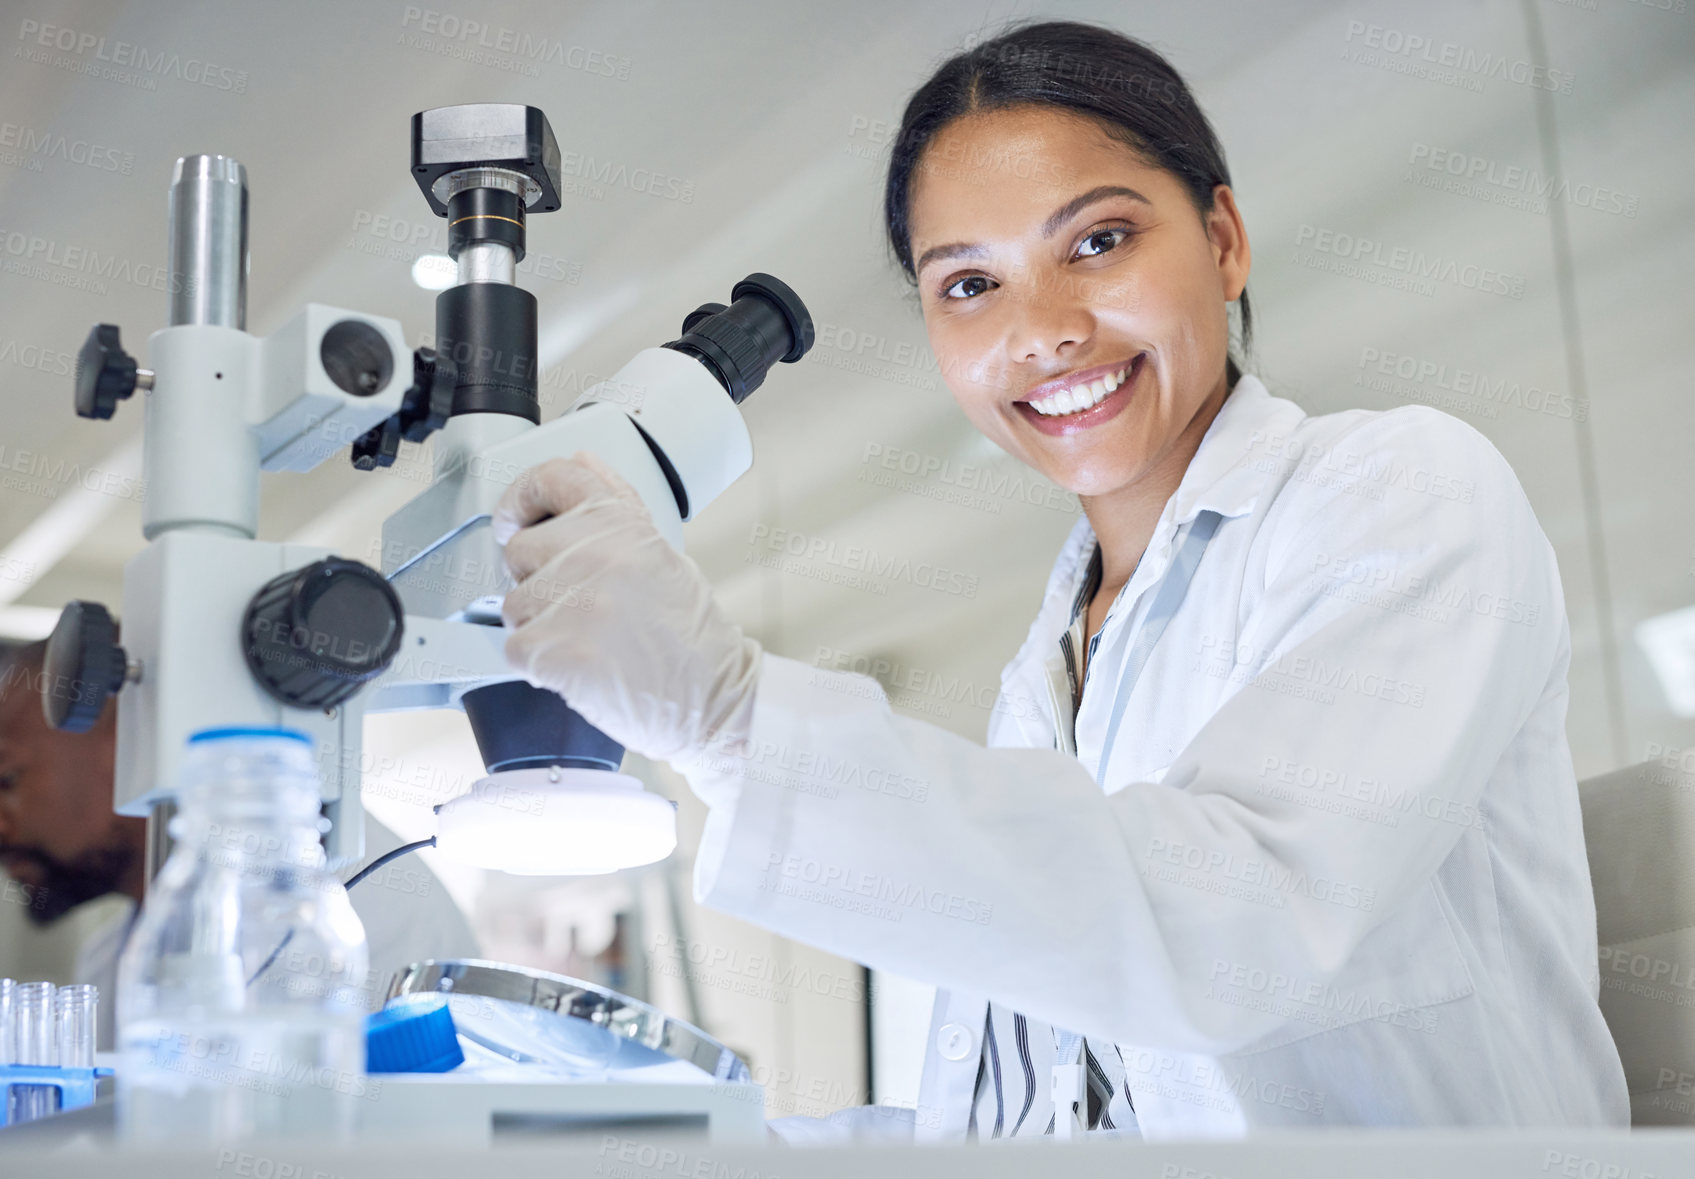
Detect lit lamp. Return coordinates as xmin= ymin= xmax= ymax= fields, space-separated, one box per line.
xmin=434 ymin=766 xmax=676 ymax=876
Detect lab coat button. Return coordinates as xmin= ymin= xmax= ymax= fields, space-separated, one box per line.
xmin=936 ymin=1022 xmax=975 ymax=1061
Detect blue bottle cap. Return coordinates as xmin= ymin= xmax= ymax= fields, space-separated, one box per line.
xmin=366 ymin=996 xmax=464 ymax=1074
xmin=188 ymin=726 xmax=313 ymax=745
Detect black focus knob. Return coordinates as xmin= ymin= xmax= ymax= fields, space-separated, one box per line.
xmin=75 ymin=324 xmax=151 ymax=420
xmin=242 ymin=558 xmax=405 ymax=709
xmin=42 ymin=601 xmax=130 ymax=732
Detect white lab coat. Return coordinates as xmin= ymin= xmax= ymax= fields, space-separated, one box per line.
xmin=75 ymin=814 xmax=480 ymax=1050
xmin=679 ymin=373 xmax=1630 ymax=1142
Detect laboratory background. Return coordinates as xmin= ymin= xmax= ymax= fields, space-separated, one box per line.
xmin=0 ymin=0 xmax=1690 ymax=1163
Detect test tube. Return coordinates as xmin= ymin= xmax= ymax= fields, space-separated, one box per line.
xmin=0 ymin=978 xmax=14 ymax=1064
xmin=55 ymin=985 xmax=96 ymax=1069
xmin=8 ymin=981 xmax=58 ymax=1124
xmin=12 ymin=981 xmax=52 ymax=1065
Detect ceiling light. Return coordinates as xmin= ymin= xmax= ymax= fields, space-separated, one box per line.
xmin=411 ymin=254 xmax=457 ymax=291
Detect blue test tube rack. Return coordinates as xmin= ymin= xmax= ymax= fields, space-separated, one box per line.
xmin=0 ymin=1064 xmax=112 ymax=1128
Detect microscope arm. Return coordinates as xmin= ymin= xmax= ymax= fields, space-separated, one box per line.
xmin=380 ymin=345 xmax=750 ymax=622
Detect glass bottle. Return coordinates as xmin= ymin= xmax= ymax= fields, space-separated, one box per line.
xmin=116 ymin=727 xmax=369 ymax=1143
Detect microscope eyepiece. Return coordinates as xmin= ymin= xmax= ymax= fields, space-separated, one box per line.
xmin=664 ymin=273 xmax=814 ymax=403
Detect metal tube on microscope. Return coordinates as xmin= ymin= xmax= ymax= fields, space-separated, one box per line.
xmin=168 ymin=154 xmax=249 ymax=328
xmin=457 ymin=241 xmax=516 ymax=285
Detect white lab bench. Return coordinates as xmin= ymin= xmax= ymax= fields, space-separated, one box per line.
xmin=4 ymin=1128 xmax=1693 ymax=1178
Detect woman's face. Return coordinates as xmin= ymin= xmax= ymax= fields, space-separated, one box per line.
xmin=907 ymin=105 xmax=1250 ymax=499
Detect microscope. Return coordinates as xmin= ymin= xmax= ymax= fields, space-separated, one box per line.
xmin=43 ymin=103 xmax=813 ymax=878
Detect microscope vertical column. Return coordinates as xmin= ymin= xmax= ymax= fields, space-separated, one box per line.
xmin=143 ymin=156 xmax=258 ymax=543
xmin=141 ymin=155 xmax=254 ymax=882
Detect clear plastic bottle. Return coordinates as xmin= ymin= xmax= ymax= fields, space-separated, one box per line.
xmin=116 ymin=727 xmax=369 ymax=1143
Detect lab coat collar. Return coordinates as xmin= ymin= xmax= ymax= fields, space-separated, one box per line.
xmin=1168 ymin=371 xmax=1295 ymax=528
xmin=1036 ymin=372 xmax=1301 ymax=615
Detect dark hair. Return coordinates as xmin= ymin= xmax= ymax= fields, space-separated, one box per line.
xmin=883 ymin=19 xmax=1251 ymax=388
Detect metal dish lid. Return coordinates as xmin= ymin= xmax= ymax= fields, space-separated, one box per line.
xmin=387 ymin=958 xmax=751 ymax=1084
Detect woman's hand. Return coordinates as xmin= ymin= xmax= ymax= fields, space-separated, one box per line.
xmin=493 ymin=451 xmax=761 ymax=764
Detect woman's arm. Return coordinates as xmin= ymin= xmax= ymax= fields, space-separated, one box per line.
xmin=678 ymin=409 xmax=1562 ymax=1057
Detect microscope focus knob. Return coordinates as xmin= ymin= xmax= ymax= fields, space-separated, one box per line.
xmin=74 ymin=324 xmax=153 ymax=420
xmin=242 ymin=558 xmax=405 ymax=709
xmin=42 ymin=601 xmax=131 ymax=731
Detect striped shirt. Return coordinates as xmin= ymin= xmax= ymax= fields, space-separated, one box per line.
xmin=966 ymin=541 xmax=1140 ymax=1139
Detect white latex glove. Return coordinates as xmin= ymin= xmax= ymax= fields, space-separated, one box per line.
xmin=492 ymin=451 xmax=761 ymax=765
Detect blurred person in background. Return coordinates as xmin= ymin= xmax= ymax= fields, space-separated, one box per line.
xmin=0 ymin=639 xmax=480 ymax=1048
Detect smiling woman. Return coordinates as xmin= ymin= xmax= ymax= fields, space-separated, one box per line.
xmin=489 ymin=16 xmax=1628 ymax=1148
xmin=884 ymin=21 xmax=1252 ymax=601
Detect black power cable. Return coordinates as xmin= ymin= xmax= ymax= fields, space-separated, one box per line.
xmin=246 ymin=836 xmax=438 ymax=988
xmin=344 ymin=836 xmax=437 ymax=890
